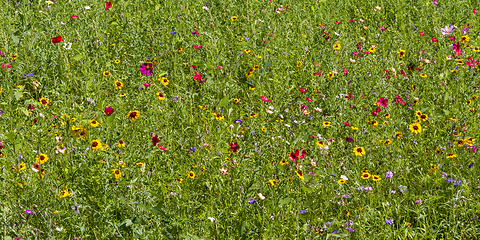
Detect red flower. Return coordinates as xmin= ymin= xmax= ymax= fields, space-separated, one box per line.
xmin=431 ymin=37 xmax=438 ymax=42
xmin=299 ymin=88 xmax=307 ymax=93
xmin=376 ymin=97 xmax=388 ymax=107
xmin=289 ymin=149 xmax=306 ymax=162
xmin=343 ymin=67 xmax=348 ymax=75
xmin=71 ymin=15 xmax=78 ymax=19
xmin=400 ymin=70 xmax=405 ymax=76
xmin=418 ymin=32 xmax=424 ymax=36
xmin=260 ymin=96 xmax=271 ymax=102
xmin=356 ymin=42 xmax=362 ymax=49
xmin=229 ymin=142 xmax=240 ymax=152
xmin=194 ymin=72 xmax=202 ymax=81
xmin=448 ymin=36 xmax=456 ymax=41
xmin=51 ymin=35 xmax=63 ymax=44
xmin=106 ymin=2 xmax=112 ymax=8
xmin=152 ymin=135 xmax=160 ymax=146
xmin=343 ymin=121 xmax=351 ymax=127
xmin=394 ymin=95 xmax=406 ymax=105
xmin=313 ymin=70 xmax=323 ymax=77
xmin=416 ymin=67 xmax=423 ymax=71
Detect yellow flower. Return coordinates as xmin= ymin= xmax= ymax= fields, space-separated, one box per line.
xmin=420 ymin=73 xmax=427 ymax=78
xmin=370 ymin=120 xmax=378 ymax=128
xmin=316 ymin=141 xmax=325 ymax=148
xmin=103 ymin=71 xmax=110 ymax=76
xmin=136 ymin=162 xmax=144 ymax=167
xmin=116 ymin=140 xmax=126 ymax=148
xmin=177 ymin=48 xmax=183 ymax=53
xmin=234 ymin=98 xmax=239 ymax=104
xmin=338 ymin=179 xmax=346 ymax=184
xmin=372 ymin=175 xmax=381 ymax=181
xmin=368 ymin=47 xmax=376 ymax=52
xmin=36 ymin=154 xmax=48 ymax=164
xmin=409 ymin=122 xmax=422 ymax=134
xmin=261 ymin=127 xmax=266 ymax=132
xmin=115 ymin=59 xmax=120 ymax=64
xmin=119 ymin=93 xmax=126 ymax=97
xmin=361 ymin=172 xmax=371 ymax=179
xmin=39 ymin=97 xmax=50 ymax=106
xmin=188 ymin=171 xmax=195 ymax=179
xmin=158 ymin=77 xmax=169 ymax=86
xmin=231 ymin=16 xmax=238 ymax=21
xmin=460 ymin=35 xmax=470 ymax=44
xmin=455 ymin=139 xmax=465 ymax=147
xmin=238 ymin=38 xmax=243 ymax=41
xmin=295 ymin=171 xmax=304 ymax=180
xmin=269 ymin=179 xmax=278 ymax=186
xmin=156 ymin=92 xmax=166 ymax=101
xmin=91 ymin=139 xmax=102 ymax=150
xmin=333 ymin=44 xmax=341 ymax=50
xmin=353 ymin=147 xmax=365 ymax=157
xmin=398 ymin=49 xmax=406 ymax=58
xmin=447 ymin=153 xmax=457 ymax=159
xmin=111 ymin=169 xmax=121 ymax=179
xmin=58 ymin=186 xmax=73 ymax=198
xmin=296 ymin=61 xmax=302 ymax=68
xmin=89 ymin=120 xmax=100 ymax=127
xmin=127 ymin=110 xmax=140 ymax=121
xmin=323 ymin=121 xmax=331 ymax=127
xmin=114 ymin=80 xmax=123 ymax=89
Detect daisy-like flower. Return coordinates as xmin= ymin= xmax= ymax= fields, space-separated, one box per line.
xmin=398 ymin=49 xmax=406 ymax=58
xmin=139 ymin=62 xmax=153 ymax=75
xmin=323 ymin=121 xmax=331 ymax=127
xmin=114 ymin=80 xmax=123 ymax=89
xmin=361 ymin=172 xmax=371 ymax=179
xmin=58 ymin=186 xmax=73 ymax=198
xmin=409 ymin=122 xmax=422 ymax=134
xmin=372 ymin=175 xmax=382 ymax=181
xmin=114 ymin=59 xmax=120 ymax=64
xmin=296 ymin=171 xmax=305 ymax=180
xmin=111 ymin=169 xmax=121 ymax=179
xmin=91 ymin=139 xmax=102 ymax=150
xmin=116 ymin=140 xmax=126 ymax=148
xmin=158 ymin=77 xmax=169 ymax=86
xmin=127 ymin=110 xmax=140 ymax=121
xmin=231 ymin=16 xmax=238 ymax=21
xmin=353 ymin=147 xmax=365 ymax=156
xmin=188 ymin=171 xmax=195 ymax=179
xmin=36 ymin=154 xmax=48 ymax=164
xmin=316 ymin=141 xmax=325 ymax=148
xmin=269 ymin=179 xmax=278 ymax=186
xmin=460 ymin=35 xmax=470 ymax=44
xmin=333 ymin=44 xmax=341 ymax=50
xmin=103 ymin=71 xmax=111 ymax=77
xmin=156 ymin=92 xmax=166 ymax=101
xmin=338 ymin=179 xmax=346 ymax=184
xmin=90 ymin=120 xmax=99 ymax=127
xmin=39 ymin=97 xmax=50 ymax=106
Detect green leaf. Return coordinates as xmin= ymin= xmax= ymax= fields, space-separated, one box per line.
xmin=303 ymin=174 xmax=313 ymax=182
xmin=218 ymin=96 xmax=229 ymax=107
xmin=237 ymin=220 xmax=246 ymax=237
xmin=73 ymin=54 xmax=84 ymax=61
xmin=14 ymin=91 xmax=22 ymax=100
xmin=326 ymin=233 xmax=350 ymax=239
xmin=279 ymin=197 xmax=291 ymax=206
xmin=151 ymin=204 xmax=166 ymax=216
xmin=302 ymin=186 xmax=313 ymax=192
xmin=7 ymin=132 xmax=15 ymax=142
xmin=106 ymin=115 xmax=115 ymax=125
xmin=303 ymin=199 xmax=314 ymax=209
xmin=12 ymin=35 xmax=20 ymax=46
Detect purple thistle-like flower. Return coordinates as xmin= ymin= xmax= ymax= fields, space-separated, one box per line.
xmin=139 ymin=63 xmax=153 ymax=76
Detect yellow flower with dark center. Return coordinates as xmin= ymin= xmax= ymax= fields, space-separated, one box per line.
xmin=238 ymin=38 xmax=243 ymax=41
xmin=36 ymin=154 xmax=48 ymax=164
xmin=338 ymin=179 xmax=346 ymax=184
xmin=254 ymin=65 xmax=259 ymax=70
xmin=420 ymin=73 xmax=427 ymax=78
xmin=269 ymin=179 xmax=278 ymax=186
xmin=177 ymin=48 xmax=183 ymax=53
xmin=280 ymin=159 xmax=288 ymax=165
xmin=119 ymin=93 xmax=126 ymax=97
xmin=214 ymin=113 xmax=224 ymax=121
xmin=333 ymin=44 xmax=341 ymax=50
xmin=231 ymin=16 xmax=238 ymax=21
xmin=412 ymin=83 xmax=417 ymax=92
xmin=244 ymin=49 xmax=251 ymax=54
xmin=234 ymin=98 xmax=239 ymax=104
xmin=466 ymin=100 xmax=472 ymax=105
xmin=156 ymin=92 xmax=166 ymax=101
xmin=323 ymin=121 xmax=331 ymax=127
xmin=428 ymin=166 xmax=439 ymax=173
xmin=435 ymin=149 xmax=443 ymax=154
xmin=261 ymin=127 xmax=266 ymax=132
xmin=58 ymin=186 xmax=73 ymax=198
xmin=370 ymin=120 xmax=378 ymax=128
xmin=116 ymin=140 xmax=125 ymax=148
xmin=316 ymin=141 xmax=325 ymax=148
xmin=71 ymin=125 xmax=88 ymax=139
xmin=460 ymin=35 xmax=470 ymax=44
xmin=385 ymin=114 xmax=390 ymax=119
xmin=90 ymin=120 xmax=100 ymax=127
xmin=295 ymin=171 xmax=304 ymax=180
xmin=137 ymin=162 xmax=144 ymax=167
xmin=91 ymin=139 xmax=102 ymax=150
xmin=472 ymin=95 xmax=478 ymax=101
xmin=455 ymin=139 xmax=464 ymax=147
xmin=419 ymin=114 xmax=428 ymax=121
xmin=103 ymin=71 xmax=110 ymax=76
xmin=39 ymin=169 xmax=45 ymax=179
xmin=39 ymin=97 xmax=50 ymax=106
xmin=327 ymin=72 xmax=335 ymax=79
xmin=447 ymin=153 xmax=457 ymax=159
xmin=361 ymin=172 xmax=371 ymax=179
xmin=127 ymin=110 xmax=140 ymax=121
xmin=372 ymin=175 xmax=381 ymax=181
xmin=111 ymin=169 xmax=121 ymax=179
xmin=188 ymin=171 xmax=195 ymax=179
xmin=398 ymin=49 xmax=406 ymax=58
xmin=245 ymin=71 xmax=253 ymax=77
xmin=158 ymin=77 xmax=169 ymax=86
xmin=409 ymin=122 xmax=422 ymax=134
xmin=115 ymin=59 xmax=120 ymax=64
xmin=353 ymin=147 xmax=365 ymax=156
xmin=199 ymin=105 xmax=208 ymax=110
xmin=114 ymin=80 xmax=123 ymax=89
xmin=384 ymin=139 xmax=392 ymax=146
xmin=296 ymin=61 xmax=302 ymax=68
xmin=415 ymin=111 xmax=422 ymax=117
xmin=368 ymin=47 xmax=376 ymax=52
xmin=469 ymin=108 xmax=475 ymax=112
xmin=465 ymin=137 xmax=475 ymax=145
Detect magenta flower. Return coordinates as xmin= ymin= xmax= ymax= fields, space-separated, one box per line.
xmin=139 ymin=63 xmax=153 ymax=75
xmin=143 ymin=83 xmax=151 ymax=88
xmin=299 ymin=88 xmax=307 ymax=93
xmin=194 ymin=72 xmax=202 ymax=81
xmin=343 ymin=67 xmax=348 ymax=75
xmin=24 ymin=209 xmax=34 ymax=215
xmin=260 ymin=96 xmax=271 ymax=102
xmin=194 ymin=45 xmax=202 ymax=49
xmin=104 ymin=106 xmax=115 ymax=115
xmin=376 ymin=97 xmax=388 ymax=107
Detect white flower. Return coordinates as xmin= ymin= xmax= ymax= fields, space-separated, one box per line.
xmin=285 ymin=124 xmax=291 ymax=127
xmin=85 ymin=6 xmax=90 ymax=10
xmin=71 ymin=202 xmax=81 ymax=214
xmin=46 ymin=1 xmax=53 ymax=4
xmin=340 ymin=175 xmax=348 ymax=180
xmin=202 ymin=6 xmax=209 ymax=10
xmin=56 ymin=227 xmax=63 ymax=231
xmin=207 ymin=217 xmax=215 ymax=222
xmin=63 ymin=42 xmax=72 ymax=50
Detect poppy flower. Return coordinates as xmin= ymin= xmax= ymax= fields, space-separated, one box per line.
xmin=51 ymin=35 xmax=63 ymax=44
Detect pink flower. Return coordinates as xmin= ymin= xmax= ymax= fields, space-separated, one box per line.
xmin=190 ymin=65 xmax=197 ymax=69
xmin=2 ymin=64 xmax=11 ymax=69
xmin=217 ymin=65 xmax=223 ymax=70
xmin=352 ymin=51 xmax=360 ymax=57
xmin=349 ymin=19 xmax=355 ymax=22
xmin=448 ymin=36 xmax=456 ymax=41
xmin=380 ymin=26 xmax=386 ymax=31
xmin=400 ymin=70 xmax=405 ymax=76
xmin=0 ymin=50 xmax=3 ymax=56
xmin=194 ymin=45 xmax=202 ymax=49
xmin=384 ymin=69 xmax=391 ymax=73
xmin=431 ymin=37 xmax=438 ymax=42
xmin=394 ymin=95 xmax=406 ymax=105
xmin=299 ymin=88 xmax=307 ymax=93
xmin=194 ymin=72 xmax=202 ymax=81
xmin=220 ymin=167 xmax=229 ymax=175
xmin=336 ymin=21 xmax=342 ymax=25
xmin=143 ymin=83 xmax=151 ymax=87
xmin=364 ymin=51 xmax=371 ymax=54
xmin=313 ymin=70 xmax=322 ymax=76
xmin=419 ymin=32 xmax=424 ymax=36
xmin=260 ymin=96 xmax=271 ymax=102
xmin=452 ymin=42 xmax=462 ymax=55
xmin=306 ymin=97 xmax=313 ymax=102
xmin=343 ymin=67 xmax=348 ymax=75
xmin=376 ymin=107 xmax=382 ymax=113
xmin=343 ymin=121 xmax=351 ymax=127
xmin=71 ymin=15 xmax=78 ymax=19
xmin=377 ymin=97 xmax=388 ymax=107
xmin=158 ymin=145 xmax=166 ymax=152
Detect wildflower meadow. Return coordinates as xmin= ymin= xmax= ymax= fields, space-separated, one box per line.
xmin=2 ymin=0 xmax=480 ymax=239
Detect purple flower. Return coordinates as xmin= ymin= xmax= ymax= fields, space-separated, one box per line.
xmin=346 ymin=137 xmax=354 ymax=142
xmin=391 ymin=189 xmax=396 ymax=194
xmin=172 ymin=96 xmax=179 ymax=102
xmin=104 ymin=106 xmax=115 ymax=116
xmin=27 ymin=73 xmax=34 ymax=77
xmin=342 ymin=194 xmax=351 ymax=198
xmin=139 ymin=62 xmax=153 ymax=76
xmin=442 ymin=172 xmax=447 ymax=178
xmin=299 ymin=210 xmax=306 ymax=213
xmin=346 ymin=227 xmax=355 ymax=232
xmin=24 ymin=209 xmax=34 ymax=215
xmin=170 ymin=31 xmax=176 ymax=35
xmin=325 ymin=222 xmax=332 ymax=226
xmin=248 ymin=198 xmax=256 ymax=204
xmin=332 ymin=230 xmax=339 ymax=233
xmin=385 ymin=219 xmax=394 ymax=225
xmin=468 ymin=163 xmax=474 ymax=168
xmin=190 ymin=147 xmax=196 ymax=152
xmin=0 ymin=110 xmax=3 ymax=115
xmin=441 ymin=25 xmax=454 ymax=35
xmin=385 ymin=171 xmax=393 ymax=179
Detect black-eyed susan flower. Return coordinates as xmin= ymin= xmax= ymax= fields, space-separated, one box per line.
xmin=323 ymin=121 xmax=331 ymax=127
xmin=177 ymin=48 xmax=183 ymax=53
xmin=58 ymin=186 xmax=73 ymax=198
xmin=434 ymin=149 xmax=443 ymax=154
xmin=372 ymin=175 xmax=381 ymax=181
xmin=127 ymin=110 xmax=140 ymax=121
xmin=398 ymin=49 xmax=406 ymax=58
xmin=39 ymin=97 xmax=50 ymax=106
xmin=188 ymin=171 xmax=195 ymax=179
xmin=455 ymin=139 xmax=465 ymax=147
xmin=472 ymin=95 xmax=478 ymax=101
xmin=296 ymin=61 xmax=302 ymax=68
xmin=156 ymin=92 xmax=166 ymax=101
xmin=353 ymin=147 xmax=365 ymax=156
xmin=114 ymin=80 xmax=123 ymax=89
xmin=280 ymin=159 xmax=288 ymax=165
xmin=460 ymin=35 xmax=470 ymax=44
xmin=384 ymin=139 xmax=392 ymax=146
xmin=137 ymin=162 xmax=144 ymax=167
xmin=338 ymin=179 xmax=346 ymax=184
xmin=111 ymin=169 xmax=121 ymax=179
xmin=119 ymin=93 xmax=126 ymax=97
xmin=115 ymin=59 xmax=120 ymax=64
xmin=214 ymin=113 xmax=224 ymax=121
xmin=296 ymin=171 xmax=304 ymax=180
xmin=333 ymin=44 xmax=341 ymax=50
xmin=370 ymin=120 xmax=378 ymax=128
xmin=269 ymin=179 xmax=278 ymax=186
xmin=91 ymin=139 xmax=102 ymax=150
xmin=116 ymin=140 xmax=126 ymax=148
xmin=158 ymin=77 xmax=169 ymax=86
xmin=419 ymin=114 xmax=428 ymax=121
xmin=447 ymin=153 xmax=457 ymax=159
xmin=231 ymin=16 xmax=238 ymax=21
xmin=234 ymin=98 xmax=239 ymax=104
xmin=36 ymin=154 xmax=48 ymax=164
xmin=420 ymin=73 xmax=427 ymax=78
xmin=316 ymin=141 xmax=325 ymax=148
xmin=466 ymin=100 xmax=472 ymax=105
xmin=361 ymin=172 xmax=371 ymax=179
xmin=90 ymin=120 xmax=100 ymax=127
xmin=409 ymin=122 xmax=422 ymax=134
xmin=103 ymin=71 xmax=110 ymax=76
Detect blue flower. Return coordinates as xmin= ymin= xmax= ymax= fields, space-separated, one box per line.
xmin=332 ymin=230 xmax=339 ymax=233
xmin=248 ymin=198 xmax=256 ymax=204
xmin=234 ymin=120 xmax=243 ymax=125
xmin=299 ymin=210 xmax=306 ymax=213
xmin=170 ymin=31 xmax=176 ymax=35
xmin=27 ymin=73 xmax=34 ymax=77
xmin=190 ymin=147 xmax=196 ymax=152
xmin=385 ymin=219 xmax=394 ymax=225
